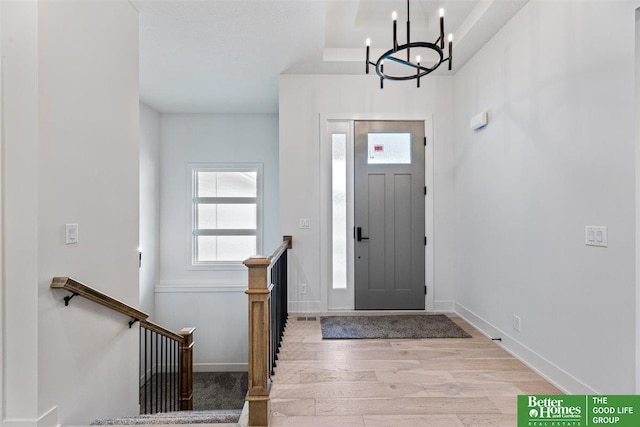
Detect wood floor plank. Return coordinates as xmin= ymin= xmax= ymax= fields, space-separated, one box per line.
xmin=270 ymin=398 xmax=316 ymax=416
xmin=271 ymin=382 xmax=428 ymax=399
xmin=374 ymin=368 xmax=455 ymax=384
xmin=488 ymin=396 xmax=517 ymax=414
xmin=270 ymin=415 xmax=365 ymax=426
xmin=268 ymin=315 xmax=561 ymax=424
xmin=300 ymin=370 xmax=379 ymax=384
xmin=363 ymin=414 xmax=465 ymax=426
xmin=422 ymin=380 xmax=524 ymax=397
xmin=349 ymin=359 xmax=422 ymax=371
xmin=457 ymin=413 xmax=518 ymax=426
xmin=420 ymin=358 xmax=529 ymax=371
xmin=315 ymin=397 xmax=501 ymax=416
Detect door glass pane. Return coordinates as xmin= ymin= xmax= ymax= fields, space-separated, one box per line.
xmin=332 ymin=133 xmax=347 ymax=289
xmin=197 ymin=204 xmax=257 ymax=229
xmin=196 ymin=171 xmax=257 ymax=197
xmin=367 ymin=132 xmax=411 ymax=164
xmin=197 ymin=235 xmax=257 ymax=262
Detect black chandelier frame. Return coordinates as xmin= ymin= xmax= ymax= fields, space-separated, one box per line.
xmin=365 ymin=0 xmax=453 ymax=88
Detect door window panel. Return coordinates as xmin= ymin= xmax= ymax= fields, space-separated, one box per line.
xmin=367 ymin=132 xmax=412 ymax=164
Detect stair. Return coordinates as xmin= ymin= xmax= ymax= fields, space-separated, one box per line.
xmin=91 ymin=409 xmax=243 ymax=425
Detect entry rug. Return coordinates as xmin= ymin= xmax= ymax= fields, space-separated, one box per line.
xmin=320 ymin=314 xmax=471 ymax=339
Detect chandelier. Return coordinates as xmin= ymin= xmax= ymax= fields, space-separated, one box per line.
xmin=365 ymin=0 xmax=453 ymax=88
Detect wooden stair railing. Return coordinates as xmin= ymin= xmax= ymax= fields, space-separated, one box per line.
xmin=50 ymin=277 xmax=195 ymax=413
xmin=244 ymin=236 xmax=292 ymax=427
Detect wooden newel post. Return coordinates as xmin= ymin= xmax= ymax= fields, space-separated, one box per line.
xmin=179 ymin=327 xmax=196 ymax=410
xmin=244 ymin=256 xmax=272 ymax=427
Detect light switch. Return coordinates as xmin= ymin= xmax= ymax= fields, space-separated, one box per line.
xmin=585 ymin=226 xmax=607 ymax=247
xmin=66 ymin=223 xmax=78 ymax=244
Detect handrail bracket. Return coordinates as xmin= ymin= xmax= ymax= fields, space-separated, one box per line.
xmin=128 ymin=318 xmax=139 ymax=328
xmin=63 ymin=292 xmax=79 ymax=306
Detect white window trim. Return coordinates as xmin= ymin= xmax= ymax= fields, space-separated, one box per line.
xmin=187 ymin=163 xmax=264 ymax=271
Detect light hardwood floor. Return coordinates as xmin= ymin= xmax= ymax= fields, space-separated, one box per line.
xmin=269 ymin=314 xmax=561 ymax=427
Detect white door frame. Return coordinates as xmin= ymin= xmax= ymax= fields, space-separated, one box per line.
xmin=319 ymin=113 xmax=435 ymax=313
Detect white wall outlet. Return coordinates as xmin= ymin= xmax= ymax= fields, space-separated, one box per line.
xmin=300 ymin=218 xmax=311 ymax=229
xmin=513 ymin=314 xmax=521 ymax=332
xmin=65 ymin=223 xmax=78 ymax=244
xmin=299 ymin=283 xmax=307 ymax=294
xmin=585 ymin=226 xmax=608 ymax=247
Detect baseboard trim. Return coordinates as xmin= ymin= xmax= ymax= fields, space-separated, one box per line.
xmin=288 ymin=300 xmax=322 ymax=313
xmin=38 ymin=407 xmax=58 ymax=427
xmin=4 ymin=407 xmax=58 ymax=427
xmin=454 ymin=302 xmax=598 ymax=395
xmin=194 ymin=363 xmax=248 ymax=372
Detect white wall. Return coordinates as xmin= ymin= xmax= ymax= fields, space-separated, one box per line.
xmin=3 ymin=1 xmax=140 ymax=425
xmin=453 ymin=0 xmax=639 ymax=394
xmin=157 ymin=113 xmax=279 ymax=370
xmin=2 ymin=2 xmax=39 ymax=424
xmin=37 ymin=1 xmax=140 ymax=422
xmin=279 ymin=74 xmax=456 ymax=313
xmin=140 ymin=102 xmax=161 ymax=319
xmin=0 ymin=2 xmax=4 ymax=421
xmin=636 ymin=7 xmax=640 ymax=394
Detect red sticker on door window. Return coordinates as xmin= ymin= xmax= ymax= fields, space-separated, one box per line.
xmin=374 ymin=145 xmax=384 ymax=152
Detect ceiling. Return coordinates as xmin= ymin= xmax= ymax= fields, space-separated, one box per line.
xmin=134 ymin=0 xmax=529 ymax=114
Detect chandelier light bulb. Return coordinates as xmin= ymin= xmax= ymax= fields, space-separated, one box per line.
xmin=366 ymin=38 xmax=371 ymax=46
xmin=392 ymin=11 xmax=397 ymax=21
xmin=439 ymin=8 xmax=444 ymax=18
xmin=416 ymin=55 xmax=421 ymax=63
xmin=448 ymin=33 xmax=453 ymax=42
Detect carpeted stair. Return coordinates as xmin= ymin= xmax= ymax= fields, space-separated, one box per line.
xmin=91 ymin=409 xmax=242 ymax=425
xmin=92 ymin=372 xmax=247 ymax=425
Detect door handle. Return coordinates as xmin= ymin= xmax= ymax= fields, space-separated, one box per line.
xmin=356 ymin=227 xmax=369 ymax=242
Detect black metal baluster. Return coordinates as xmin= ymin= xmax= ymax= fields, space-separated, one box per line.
xmin=162 ymin=334 xmax=164 ymax=413
xmin=152 ymin=330 xmax=155 ymax=414
xmin=144 ymin=328 xmax=149 ymax=414
xmin=170 ymin=339 xmax=172 ymax=412
xmin=164 ymin=335 xmax=168 ymax=412
xmin=179 ymin=344 xmax=182 ymax=411
xmin=162 ymin=335 xmax=164 ymax=413
xmin=284 ymin=251 xmax=289 ymax=327
xmin=276 ymin=257 xmax=282 ymax=356
xmin=283 ymin=251 xmax=288 ymax=338
xmin=174 ymin=339 xmax=177 ymax=411
xmin=271 ymin=284 xmax=276 ymax=375
xmin=155 ymin=331 xmax=159 ymax=413
xmin=171 ymin=341 xmax=177 ymax=411
xmin=175 ymin=340 xmax=178 ymax=411
xmin=274 ymin=259 xmax=279 ymax=361
xmin=139 ymin=325 xmax=142 ymax=409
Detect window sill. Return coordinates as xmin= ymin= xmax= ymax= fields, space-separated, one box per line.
xmin=188 ymin=262 xmax=247 ymax=271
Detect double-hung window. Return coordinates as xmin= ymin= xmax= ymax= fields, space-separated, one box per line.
xmin=190 ymin=164 xmax=262 ymax=267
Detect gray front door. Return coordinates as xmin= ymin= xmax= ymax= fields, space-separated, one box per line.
xmin=354 ymin=121 xmax=425 ymax=310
